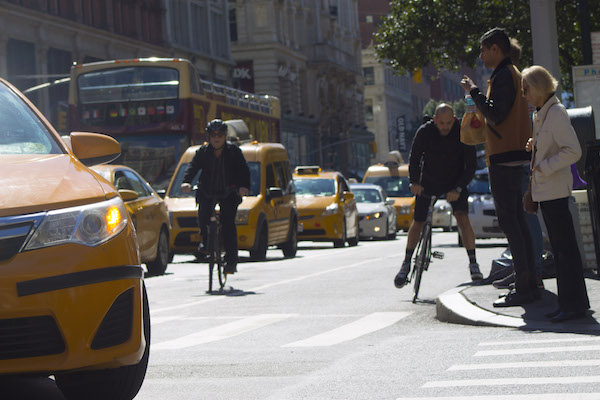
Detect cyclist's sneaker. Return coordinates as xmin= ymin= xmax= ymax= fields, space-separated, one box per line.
xmin=194 ymin=243 xmax=209 ymax=261
xmin=394 ymin=261 xmax=411 ymax=288
xmin=224 ymin=261 xmax=237 ymax=275
xmin=469 ymin=263 xmax=483 ymax=281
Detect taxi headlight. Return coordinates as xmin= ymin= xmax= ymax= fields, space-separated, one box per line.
xmin=235 ymin=209 xmax=250 ymax=224
xmin=321 ymin=203 xmax=339 ymax=216
xmin=398 ymin=205 xmax=412 ymax=215
xmin=25 ymin=196 xmax=128 ymax=250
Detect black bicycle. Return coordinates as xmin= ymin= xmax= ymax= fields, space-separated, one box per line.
xmin=206 ymin=199 xmax=226 ymax=293
xmin=410 ymin=195 xmax=445 ymax=303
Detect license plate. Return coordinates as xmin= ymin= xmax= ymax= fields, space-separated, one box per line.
xmin=190 ymin=233 xmax=202 ymax=242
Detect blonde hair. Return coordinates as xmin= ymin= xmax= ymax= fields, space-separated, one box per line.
xmin=521 ymin=65 xmax=558 ymax=98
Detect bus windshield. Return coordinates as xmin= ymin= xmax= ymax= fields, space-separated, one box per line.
xmin=77 ymin=67 xmax=179 ymax=103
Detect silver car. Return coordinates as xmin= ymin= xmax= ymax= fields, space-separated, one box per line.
xmin=432 ymin=199 xmax=457 ymax=232
xmin=349 ymin=183 xmax=397 ymax=240
xmin=459 ymin=168 xmax=506 ymax=246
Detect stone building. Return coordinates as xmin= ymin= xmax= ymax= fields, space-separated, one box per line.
xmin=0 ymin=0 xmax=232 ymax=127
xmin=229 ymin=0 xmax=371 ymax=177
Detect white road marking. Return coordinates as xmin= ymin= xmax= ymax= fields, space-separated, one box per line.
xmin=282 ymin=312 xmax=412 ymax=347
xmin=423 ymin=376 xmax=600 ymax=387
xmin=396 ymin=394 xmax=600 ymax=400
xmin=479 ymin=337 xmax=600 ymax=346
xmin=153 ymin=314 xmax=296 ymax=350
xmin=152 ymin=257 xmax=381 ymax=314
xmin=475 ymin=345 xmax=600 ymax=357
xmin=449 ymin=359 xmax=600 ymax=370
xmin=151 ymin=315 xmax=184 ymax=325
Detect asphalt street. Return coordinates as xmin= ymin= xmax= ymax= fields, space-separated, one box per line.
xmin=5 ymin=230 xmax=600 ymax=400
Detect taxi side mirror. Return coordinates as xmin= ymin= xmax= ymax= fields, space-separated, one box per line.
xmin=267 ymin=187 xmax=283 ymax=200
xmin=156 ymin=189 xmax=166 ymax=199
xmin=342 ymin=191 xmax=354 ymax=202
xmin=385 ymin=198 xmax=395 ymax=206
xmin=69 ymin=132 xmax=121 ymax=166
xmin=119 ymin=189 xmax=139 ymax=201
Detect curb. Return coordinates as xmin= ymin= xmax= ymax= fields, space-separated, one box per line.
xmin=435 ymin=286 xmax=526 ymax=328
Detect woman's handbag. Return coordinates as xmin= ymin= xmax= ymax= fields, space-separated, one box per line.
xmin=460 ymin=111 xmax=486 ymax=145
xmin=522 ymin=187 xmax=538 ymax=214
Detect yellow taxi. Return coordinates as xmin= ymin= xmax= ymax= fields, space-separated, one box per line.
xmin=91 ymin=164 xmax=171 ymax=275
xmin=293 ymin=166 xmax=360 ymax=247
xmin=164 ymin=141 xmax=298 ymax=260
xmin=0 ymin=78 xmax=148 ymax=400
xmin=363 ymin=162 xmax=414 ymax=231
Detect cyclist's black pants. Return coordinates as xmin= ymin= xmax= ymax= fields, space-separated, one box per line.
xmin=197 ymin=194 xmax=241 ymax=263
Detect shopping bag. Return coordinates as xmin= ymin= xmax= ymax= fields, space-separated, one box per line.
xmin=460 ymin=111 xmax=486 ymax=145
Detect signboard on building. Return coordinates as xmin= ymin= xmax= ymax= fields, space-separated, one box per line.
xmin=233 ymin=60 xmax=254 ymax=93
xmin=396 ymin=115 xmax=406 ymax=152
xmin=572 ymin=65 xmax=600 ymax=139
xmin=592 ymin=32 xmax=600 ymax=65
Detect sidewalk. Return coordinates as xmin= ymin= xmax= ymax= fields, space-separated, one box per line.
xmin=436 ymin=267 xmax=600 ymax=331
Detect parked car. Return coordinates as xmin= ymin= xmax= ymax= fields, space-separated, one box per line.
xmin=91 ymin=164 xmax=171 ymax=275
xmin=432 ymin=199 xmax=457 ymax=232
xmin=0 ymin=78 xmax=148 ymax=400
xmin=459 ymin=167 xmax=506 ymax=246
xmin=164 ymin=141 xmax=298 ymax=260
xmin=293 ymin=166 xmax=360 ymax=247
xmin=349 ymin=183 xmax=397 ymax=240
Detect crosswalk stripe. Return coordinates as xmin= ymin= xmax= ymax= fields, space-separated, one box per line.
xmin=423 ymin=376 xmax=600 ymax=388
xmin=449 ymin=359 xmax=600 ymax=370
xmin=153 ymin=314 xmax=296 ymax=350
xmin=475 ymin=345 xmax=600 ymax=356
xmin=396 ymin=394 xmax=600 ymax=400
xmin=479 ymin=337 xmax=600 ymax=346
xmin=282 ymin=312 xmax=411 ymax=347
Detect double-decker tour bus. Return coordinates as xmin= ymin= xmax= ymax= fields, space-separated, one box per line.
xmin=68 ymin=58 xmax=281 ymax=189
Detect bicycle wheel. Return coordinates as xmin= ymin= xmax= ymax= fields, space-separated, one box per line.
xmin=207 ymin=221 xmax=217 ymax=293
xmin=412 ymin=224 xmax=432 ymax=303
xmin=215 ymin=224 xmax=226 ymax=289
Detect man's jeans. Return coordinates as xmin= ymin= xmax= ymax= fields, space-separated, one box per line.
xmin=489 ymin=164 xmax=537 ymax=295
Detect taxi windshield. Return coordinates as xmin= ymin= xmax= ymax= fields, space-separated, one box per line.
xmin=353 ymin=188 xmax=382 ymax=203
xmin=0 ymin=83 xmax=62 ymax=155
xmin=167 ymin=161 xmax=261 ymax=198
xmin=363 ymin=176 xmax=411 ymax=197
xmin=294 ymin=178 xmax=335 ymax=196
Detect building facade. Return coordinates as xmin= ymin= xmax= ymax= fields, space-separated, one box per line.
xmin=229 ymin=0 xmax=371 ymax=177
xmin=358 ymin=0 xmax=412 ymax=164
xmin=0 ymin=0 xmax=232 ymax=127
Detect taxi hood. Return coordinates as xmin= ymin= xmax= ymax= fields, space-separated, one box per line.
xmin=296 ymin=195 xmax=335 ymax=210
xmin=0 ymin=154 xmax=109 ymax=217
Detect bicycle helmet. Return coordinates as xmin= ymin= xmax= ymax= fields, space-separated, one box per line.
xmin=206 ymin=119 xmax=228 ymax=135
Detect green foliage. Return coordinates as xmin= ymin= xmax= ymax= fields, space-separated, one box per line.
xmin=375 ymin=0 xmax=600 ymax=99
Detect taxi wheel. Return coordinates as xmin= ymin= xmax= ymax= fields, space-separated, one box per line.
xmin=250 ymin=224 xmax=268 ymax=261
xmin=56 ymin=284 xmax=150 ymax=400
xmin=281 ymin=220 xmax=298 ymax=258
xmin=333 ymin=222 xmax=346 ymax=248
xmin=146 ymin=228 xmax=169 ymax=275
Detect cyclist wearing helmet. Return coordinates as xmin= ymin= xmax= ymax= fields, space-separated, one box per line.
xmin=181 ymin=119 xmax=251 ymax=274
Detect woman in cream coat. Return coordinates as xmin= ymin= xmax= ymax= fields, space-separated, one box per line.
xmin=522 ymin=65 xmax=590 ymax=323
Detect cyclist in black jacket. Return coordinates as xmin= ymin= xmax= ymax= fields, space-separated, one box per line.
xmin=394 ymin=104 xmax=482 ymax=288
xmin=181 ymin=119 xmax=251 ymax=274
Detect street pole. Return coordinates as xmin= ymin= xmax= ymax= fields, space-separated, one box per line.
xmin=529 ymin=0 xmax=562 ymax=95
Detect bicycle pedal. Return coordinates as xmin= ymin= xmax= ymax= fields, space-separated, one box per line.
xmin=432 ymin=251 xmax=444 ymax=259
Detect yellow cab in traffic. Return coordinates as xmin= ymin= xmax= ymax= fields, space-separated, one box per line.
xmin=164 ymin=140 xmax=298 ymax=260
xmin=362 ymin=151 xmax=415 ymax=231
xmin=91 ymin=164 xmax=171 ymax=275
xmin=292 ymin=166 xmax=360 ymax=247
xmin=0 ymin=78 xmax=148 ymax=400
